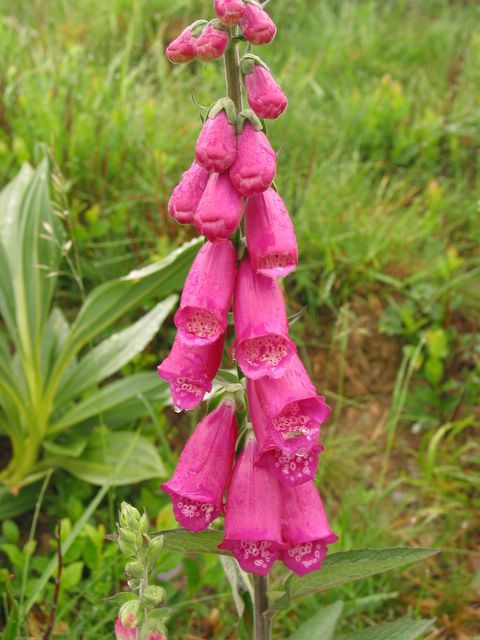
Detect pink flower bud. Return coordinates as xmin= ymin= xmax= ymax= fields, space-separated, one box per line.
xmin=194 ymin=172 xmax=244 ymax=241
xmin=157 ymin=333 xmax=224 ymax=410
xmin=147 ymin=635 xmax=166 ymax=640
xmin=229 ymin=122 xmax=276 ymax=196
xmin=214 ymin=0 xmax=245 ymax=25
xmin=231 ymin=256 xmax=296 ymax=379
xmin=245 ymin=188 xmax=298 ymax=278
xmin=196 ymin=24 xmax=229 ymax=61
xmin=244 ymin=64 xmax=287 ymax=119
xmin=174 ymin=240 xmax=236 ymax=345
xmin=239 ymin=3 xmax=276 ymax=45
xmin=166 ymin=26 xmax=198 ymax=63
xmin=168 ymin=161 xmax=209 ymax=224
xmin=196 ymin=111 xmax=237 ymax=173
xmin=219 ymin=438 xmax=284 ymax=575
xmin=248 ymin=354 xmax=330 ymax=454
xmin=115 ymin=619 xmax=137 ymax=640
xmin=162 ymin=400 xmax=237 ymax=531
xmin=247 ymin=378 xmax=323 ymax=487
xmin=280 ymin=482 xmax=338 ymax=576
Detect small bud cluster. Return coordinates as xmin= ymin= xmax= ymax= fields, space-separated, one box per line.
xmin=158 ymin=1 xmax=338 ymax=577
xmin=114 ymin=503 xmax=168 ymax=640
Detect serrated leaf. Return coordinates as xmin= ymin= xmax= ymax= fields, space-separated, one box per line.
xmin=46 ymin=429 xmax=166 ymax=485
xmin=56 ymin=295 xmax=177 ymax=405
xmin=337 ymin=618 xmax=434 ymax=640
xmin=161 ymin=529 xmax=226 ymax=555
xmin=286 ymin=548 xmax=438 ymax=600
xmin=287 ymin=601 xmax=343 ymax=640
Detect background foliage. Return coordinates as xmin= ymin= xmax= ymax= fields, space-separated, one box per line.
xmin=0 ymin=0 xmax=479 ymax=638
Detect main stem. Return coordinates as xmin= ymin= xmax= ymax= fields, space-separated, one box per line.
xmin=223 ymin=36 xmax=271 ymax=640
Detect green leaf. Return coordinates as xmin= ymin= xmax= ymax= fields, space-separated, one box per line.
xmin=46 ymin=429 xmax=166 ymax=485
xmin=0 ymin=483 xmax=40 ymax=519
xmin=2 ymin=598 xmax=20 ymax=640
xmin=287 ymin=601 xmax=343 ymax=640
xmin=1 ymin=543 xmax=24 ymax=567
xmin=161 ymin=529 xmax=226 ymax=555
xmin=60 ymin=561 xmax=84 ymax=591
xmin=103 ymin=592 xmax=139 ymax=606
xmin=337 ymin=618 xmax=434 ymax=640
xmin=2 ymin=520 xmax=20 ymax=544
xmin=56 ymin=295 xmax=177 ymax=405
xmin=50 ymin=372 xmax=163 ymax=434
xmin=43 ymin=436 xmax=87 ymax=458
xmin=286 ymin=548 xmax=438 ymax=601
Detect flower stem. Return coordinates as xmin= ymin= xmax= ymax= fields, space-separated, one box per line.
xmin=224 ymin=33 xmax=243 ymax=112
xmin=253 ymin=575 xmax=271 ymax=640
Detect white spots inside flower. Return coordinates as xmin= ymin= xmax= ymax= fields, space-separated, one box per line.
xmin=273 ymin=402 xmax=318 ymax=441
xmin=174 ymin=377 xmax=203 ymax=397
xmin=175 ymin=497 xmax=214 ymax=523
xmin=240 ymin=540 xmax=273 ymax=570
xmin=241 ymin=334 xmax=289 ymax=368
xmin=184 ymin=307 xmax=221 ymax=340
xmin=287 ymin=541 xmax=324 ymax=569
xmin=257 ymin=253 xmax=293 ymax=272
xmin=273 ymin=450 xmax=315 ymax=484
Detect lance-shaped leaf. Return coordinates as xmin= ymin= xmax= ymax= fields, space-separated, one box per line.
xmin=337 ymin=618 xmax=434 ymax=640
xmin=286 ymin=601 xmax=344 ymax=640
xmin=161 ymin=528 xmax=226 ymax=555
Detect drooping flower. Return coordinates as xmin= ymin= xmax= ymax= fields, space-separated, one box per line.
xmin=196 ymin=100 xmax=237 ymax=173
xmin=168 ymin=161 xmax=210 ymax=224
xmin=161 ymin=400 xmax=237 ymax=531
xmin=239 ymin=3 xmax=276 ymax=45
xmin=214 ymin=0 xmax=245 ymax=25
xmin=280 ymin=481 xmax=338 ymax=576
xmin=157 ymin=333 xmax=224 ymax=410
xmin=247 ymin=378 xmax=323 ymax=487
xmin=174 ymin=240 xmax=236 ymax=345
xmin=219 ymin=438 xmax=284 ymax=575
xmin=243 ymin=61 xmax=287 ymax=120
xmin=196 ymin=23 xmax=229 ymax=61
xmin=248 ymin=354 xmax=330 ymax=453
xmin=194 ymin=172 xmax=244 ymax=241
xmin=115 ymin=619 xmax=137 ymax=640
xmin=245 ymin=188 xmax=298 ymax=278
xmin=166 ymin=22 xmax=205 ymax=63
xmin=231 ymin=256 xmax=296 ymax=379
xmin=229 ymin=121 xmax=276 ymax=196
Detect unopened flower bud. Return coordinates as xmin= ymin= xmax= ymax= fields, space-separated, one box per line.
xmin=125 ymin=561 xmax=144 ymax=580
xmin=166 ymin=21 xmax=206 ymax=63
xmin=240 ymin=3 xmax=276 ymax=45
xmin=243 ymin=60 xmax=287 ymax=120
xmin=119 ymin=600 xmax=140 ymax=629
xmin=149 ymin=535 xmax=165 ymax=559
xmin=168 ymin=161 xmax=209 ymax=225
xmin=229 ymin=120 xmax=276 ymax=196
xmin=118 ymin=538 xmax=136 ymax=557
xmin=142 ymin=585 xmax=167 ymax=607
xmin=119 ymin=503 xmax=141 ymax=530
xmin=196 ymin=23 xmax=229 ymax=61
xmin=196 ymin=99 xmax=237 ymax=173
xmin=214 ymin=0 xmax=245 ymax=25
xmin=118 ymin=527 xmax=137 ymax=544
xmin=138 ymin=513 xmax=149 ymax=534
xmin=114 ymin=618 xmax=137 ymax=639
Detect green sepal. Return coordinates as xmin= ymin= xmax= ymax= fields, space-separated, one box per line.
xmin=240 ymin=53 xmax=269 ymax=75
xmin=207 ymin=97 xmax=238 ymax=124
xmin=237 ymin=108 xmax=263 ymax=133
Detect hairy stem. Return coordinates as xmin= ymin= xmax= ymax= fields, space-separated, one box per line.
xmin=253 ymin=575 xmax=270 ymax=640
xmin=224 ymin=34 xmax=243 ymax=111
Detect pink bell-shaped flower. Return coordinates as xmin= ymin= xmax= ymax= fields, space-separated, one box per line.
xmin=196 ymin=23 xmax=229 ymax=61
xmin=115 ymin=619 xmax=137 ymax=640
xmin=161 ymin=400 xmax=238 ymax=531
xmin=166 ymin=21 xmax=205 ymax=63
xmin=196 ymin=100 xmax=237 ymax=173
xmin=229 ymin=121 xmax=276 ymax=196
xmin=168 ymin=161 xmax=210 ymax=224
xmin=157 ymin=333 xmax=224 ymax=410
xmin=174 ymin=240 xmax=236 ymax=345
xmin=214 ymin=0 xmax=245 ymax=25
xmin=231 ymin=256 xmax=296 ymax=379
xmin=280 ymin=482 xmax=338 ymax=576
xmin=249 ymin=354 xmax=330 ymax=453
xmin=247 ymin=378 xmax=323 ymax=487
xmin=239 ymin=3 xmax=276 ymax=45
xmin=219 ymin=438 xmax=284 ymax=575
xmin=194 ymin=172 xmax=244 ymax=241
xmin=244 ymin=62 xmax=287 ymax=120
xmin=245 ymin=188 xmax=298 ymax=278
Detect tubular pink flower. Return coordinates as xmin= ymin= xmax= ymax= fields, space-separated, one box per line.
xmin=229 ymin=122 xmax=276 ymax=196
xmin=245 ymin=188 xmax=298 ymax=278
xmin=231 ymin=256 xmax=296 ymax=379
xmin=196 ymin=110 xmax=237 ymax=173
xmin=247 ymin=378 xmax=323 ymax=486
xmin=214 ymin=0 xmax=245 ymax=25
xmin=219 ymin=438 xmax=284 ymax=575
xmin=239 ymin=3 xmax=276 ymax=45
xmin=157 ymin=333 xmax=224 ymax=410
xmin=249 ymin=354 xmax=331 ymax=453
xmin=168 ymin=161 xmax=209 ymax=224
xmin=244 ymin=64 xmax=287 ymax=120
xmin=161 ymin=400 xmax=237 ymax=532
xmin=174 ymin=240 xmax=236 ymax=345
xmin=280 ymin=482 xmax=338 ymax=576
xmin=166 ymin=26 xmax=198 ymax=64
xmin=115 ymin=619 xmax=137 ymax=639
xmin=196 ymin=24 xmax=229 ymax=61
xmin=194 ymin=172 xmax=244 ymax=241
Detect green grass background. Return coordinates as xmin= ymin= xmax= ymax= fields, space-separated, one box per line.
xmin=0 ymin=0 xmax=479 ymax=638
